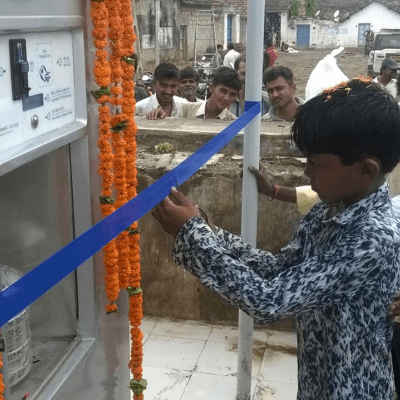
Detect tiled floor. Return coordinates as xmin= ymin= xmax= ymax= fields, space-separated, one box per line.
xmin=141 ymin=317 xmax=298 ymax=400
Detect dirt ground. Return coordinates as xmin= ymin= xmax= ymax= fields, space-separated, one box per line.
xmin=274 ymin=47 xmax=368 ymax=99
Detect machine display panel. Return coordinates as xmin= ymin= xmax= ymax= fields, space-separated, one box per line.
xmin=0 ymin=31 xmax=76 ymax=153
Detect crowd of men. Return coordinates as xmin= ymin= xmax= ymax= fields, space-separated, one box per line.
xmin=135 ymin=42 xmax=399 ymax=125
xmin=135 ymin=42 xmax=307 ymax=123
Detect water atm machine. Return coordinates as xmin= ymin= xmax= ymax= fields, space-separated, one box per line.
xmin=0 ymin=1 xmax=131 ymax=399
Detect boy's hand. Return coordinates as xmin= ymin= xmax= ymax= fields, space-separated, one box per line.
xmin=388 ymin=293 xmax=400 ymax=317
xmin=146 ymin=107 xmax=167 ymax=120
xmin=152 ymin=187 xmax=200 ymax=237
xmin=240 ymin=163 xmax=274 ymax=197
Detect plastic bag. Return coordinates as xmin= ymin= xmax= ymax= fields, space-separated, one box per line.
xmin=305 ymin=46 xmax=349 ymax=101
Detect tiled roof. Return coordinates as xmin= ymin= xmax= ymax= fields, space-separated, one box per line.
xmin=314 ymin=0 xmax=400 ymax=20
xmin=181 ymin=0 xmax=211 ymax=7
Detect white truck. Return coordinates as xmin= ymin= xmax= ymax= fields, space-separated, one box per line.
xmin=367 ymin=29 xmax=400 ymax=77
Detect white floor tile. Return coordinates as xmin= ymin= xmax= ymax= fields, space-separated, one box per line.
xmin=143 ymin=332 xmax=150 ymax=343
xmin=253 ymin=380 xmax=298 ymax=400
xmin=142 ymin=366 xmax=191 ymax=400
xmin=259 ymin=349 xmax=298 ymax=384
xmin=143 ymin=335 xmax=206 ymax=370
xmin=152 ymin=320 xmax=212 ymax=341
xmin=208 ymin=325 xmax=270 ymax=343
xmin=208 ymin=326 xmax=238 ymax=343
xmin=141 ymin=317 xmax=157 ymax=334
xmin=181 ymin=372 xmax=257 ymax=400
xmin=267 ymin=331 xmax=297 ymax=348
xmin=196 ymin=340 xmax=264 ymax=379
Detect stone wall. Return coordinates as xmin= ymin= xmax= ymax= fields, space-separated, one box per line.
xmin=136 ymin=118 xmax=308 ymax=331
xmin=135 ymin=117 xmax=400 ymax=330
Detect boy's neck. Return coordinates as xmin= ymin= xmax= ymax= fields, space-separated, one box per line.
xmin=205 ymin=98 xmax=223 ymax=118
xmin=342 ymin=176 xmax=385 ymax=208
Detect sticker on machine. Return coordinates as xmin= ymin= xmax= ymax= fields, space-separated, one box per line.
xmin=0 ymin=109 xmax=21 ymax=140
xmin=37 ymin=43 xmax=53 ymax=88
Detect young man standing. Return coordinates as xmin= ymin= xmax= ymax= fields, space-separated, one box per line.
xmin=180 ymin=67 xmax=240 ymax=120
xmin=374 ymin=58 xmax=398 ymax=99
xmin=262 ymin=66 xmax=304 ymax=122
xmin=177 ymin=67 xmax=202 ymax=103
xmin=229 ymin=55 xmax=270 ymax=117
xmin=135 ymin=62 xmax=187 ymax=119
xmin=223 ymin=42 xmax=240 ymax=69
xmin=153 ymin=78 xmax=400 ymax=399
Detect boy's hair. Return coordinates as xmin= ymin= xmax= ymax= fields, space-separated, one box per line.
xmin=234 ymin=55 xmax=246 ymax=72
xmin=263 ymin=66 xmax=294 ymax=86
xmin=292 ymin=77 xmax=400 ymax=173
xmin=179 ymin=67 xmax=199 ymax=82
xmin=217 ymin=44 xmax=223 ymax=50
xmin=212 ymin=67 xmax=241 ymax=92
xmin=227 ymin=42 xmax=235 ymax=51
xmin=153 ymin=62 xmax=179 ymax=83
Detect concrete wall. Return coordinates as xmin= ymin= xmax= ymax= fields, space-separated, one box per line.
xmin=285 ymin=2 xmax=400 ymax=49
xmin=135 ymin=117 xmax=400 ymax=330
xmin=135 ymin=119 xmax=309 ymax=331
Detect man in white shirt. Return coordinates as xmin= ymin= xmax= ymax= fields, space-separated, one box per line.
xmin=180 ymin=67 xmax=240 ymax=120
xmin=373 ymin=58 xmax=398 ymax=99
xmin=135 ymin=62 xmax=187 ymax=119
xmin=223 ymin=42 xmax=240 ymax=69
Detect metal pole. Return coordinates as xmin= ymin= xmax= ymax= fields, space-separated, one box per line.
xmin=236 ymin=0 xmax=265 ymax=399
xmin=155 ymin=0 xmax=160 ymax=66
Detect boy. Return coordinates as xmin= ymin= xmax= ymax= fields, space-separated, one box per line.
xmin=180 ymin=67 xmax=240 ymax=120
xmin=153 ymin=78 xmax=400 ymax=399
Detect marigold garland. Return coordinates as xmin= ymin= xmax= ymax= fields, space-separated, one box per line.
xmin=90 ymin=0 xmax=144 ymax=397
xmin=91 ymin=0 xmax=120 ymax=315
xmin=105 ymin=0 xmax=132 ymax=292
xmin=0 ymin=339 xmax=5 ymax=400
xmin=119 ymin=0 xmax=144 ymax=395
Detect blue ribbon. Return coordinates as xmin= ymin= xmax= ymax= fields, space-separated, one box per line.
xmin=0 ymin=102 xmax=260 ymax=327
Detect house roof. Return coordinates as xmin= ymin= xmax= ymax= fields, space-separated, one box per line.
xmin=313 ymin=0 xmax=400 ymax=21
xmin=265 ymin=0 xmax=290 ymax=12
xmin=181 ymin=0 xmax=211 ymax=7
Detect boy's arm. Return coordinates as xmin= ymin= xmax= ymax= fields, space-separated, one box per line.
xmin=173 ymin=217 xmax=396 ymax=325
xmin=248 ymin=166 xmax=320 ymax=213
xmin=210 ymin=225 xmax=280 ymax=280
xmin=296 ymin=186 xmax=320 ymax=215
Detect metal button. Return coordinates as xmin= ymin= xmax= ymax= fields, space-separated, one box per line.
xmin=31 ymin=114 xmax=39 ymax=129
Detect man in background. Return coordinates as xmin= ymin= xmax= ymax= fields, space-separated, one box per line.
xmin=178 ymin=67 xmax=203 ymax=103
xmin=374 ymin=58 xmax=398 ymax=99
xmin=223 ymin=42 xmax=240 ymax=69
xmin=262 ymin=66 xmax=304 ymax=122
xmin=211 ymin=44 xmax=224 ymax=68
xmin=230 ymin=55 xmax=270 ymax=117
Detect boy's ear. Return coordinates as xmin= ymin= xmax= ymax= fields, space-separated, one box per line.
xmin=209 ymin=84 xmax=214 ymax=94
xmin=360 ymin=158 xmax=381 ymax=180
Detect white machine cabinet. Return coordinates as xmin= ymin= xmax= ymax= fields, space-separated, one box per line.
xmin=0 ymin=1 xmax=131 ymax=399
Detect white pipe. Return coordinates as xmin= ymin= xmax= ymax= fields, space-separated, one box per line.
xmin=155 ymin=0 xmax=160 ymax=66
xmin=236 ymin=0 xmax=265 ymax=399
